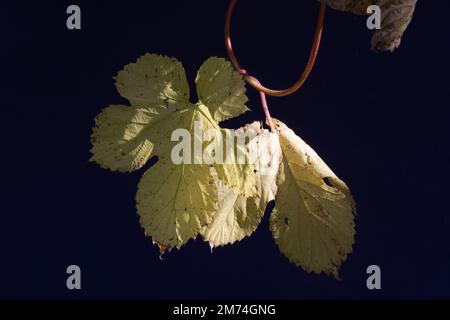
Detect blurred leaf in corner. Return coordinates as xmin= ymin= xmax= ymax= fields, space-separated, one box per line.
xmin=319 ymin=0 xmax=417 ymax=52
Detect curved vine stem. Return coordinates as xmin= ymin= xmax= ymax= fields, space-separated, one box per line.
xmin=244 ymin=72 xmax=275 ymax=132
xmin=225 ymin=0 xmax=326 ymax=97
xmin=224 ymin=0 xmax=326 ymax=131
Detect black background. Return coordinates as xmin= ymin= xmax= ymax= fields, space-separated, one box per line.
xmin=1 ymin=0 xmax=449 ymax=299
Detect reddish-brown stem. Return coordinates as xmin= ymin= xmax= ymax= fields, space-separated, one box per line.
xmin=225 ymin=0 xmax=326 ymax=97
xmin=250 ymin=75 xmax=275 ymax=132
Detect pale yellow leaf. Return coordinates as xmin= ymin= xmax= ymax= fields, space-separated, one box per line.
xmin=203 ymin=122 xmax=282 ymax=248
xmin=90 ymin=104 xmax=178 ymax=172
xmin=137 ymin=156 xmax=218 ymax=249
xmin=270 ymin=119 xmax=355 ymax=278
xmin=196 ymin=57 xmax=249 ymax=123
xmin=92 ymin=53 xmax=257 ymax=250
xmin=136 ymin=104 xmax=256 ymax=248
xmin=115 ymin=53 xmax=190 ymax=107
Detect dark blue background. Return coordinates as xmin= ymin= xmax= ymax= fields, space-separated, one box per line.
xmin=1 ymin=0 xmax=449 ymax=299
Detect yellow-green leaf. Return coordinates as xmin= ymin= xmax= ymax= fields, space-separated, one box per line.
xmin=137 ymin=154 xmax=218 ymax=249
xmin=115 ymin=54 xmax=190 ymax=107
xmin=200 ymin=168 xmax=256 ymax=248
xmin=136 ymin=104 xmax=256 ymax=248
xmin=202 ymin=122 xmax=282 ymax=248
xmin=196 ymin=57 xmax=249 ymax=123
xmin=270 ymin=119 xmax=355 ymax=278
xmin=90 ymin=104 xmax=179 ymax=172
xmin=92 ymin=53 xmax=257 ymax=250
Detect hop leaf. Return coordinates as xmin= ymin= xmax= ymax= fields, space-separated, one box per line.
xmin=91 ymin=54 xmax=255 ymax=249
xmin=270 ymin=119 xmax=356 ymax=278
xmin=196 ymin=57 xmax=249 ymax=122
xmin=91 ymin=54 xmax=358 ymax=275
xmin=90 ymin=105 xmax=177 ymax=172
xmin=202 ymin=122 xmax=282 ymax=248
xmin=115 ymin=54 xmax=190 ymax=106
